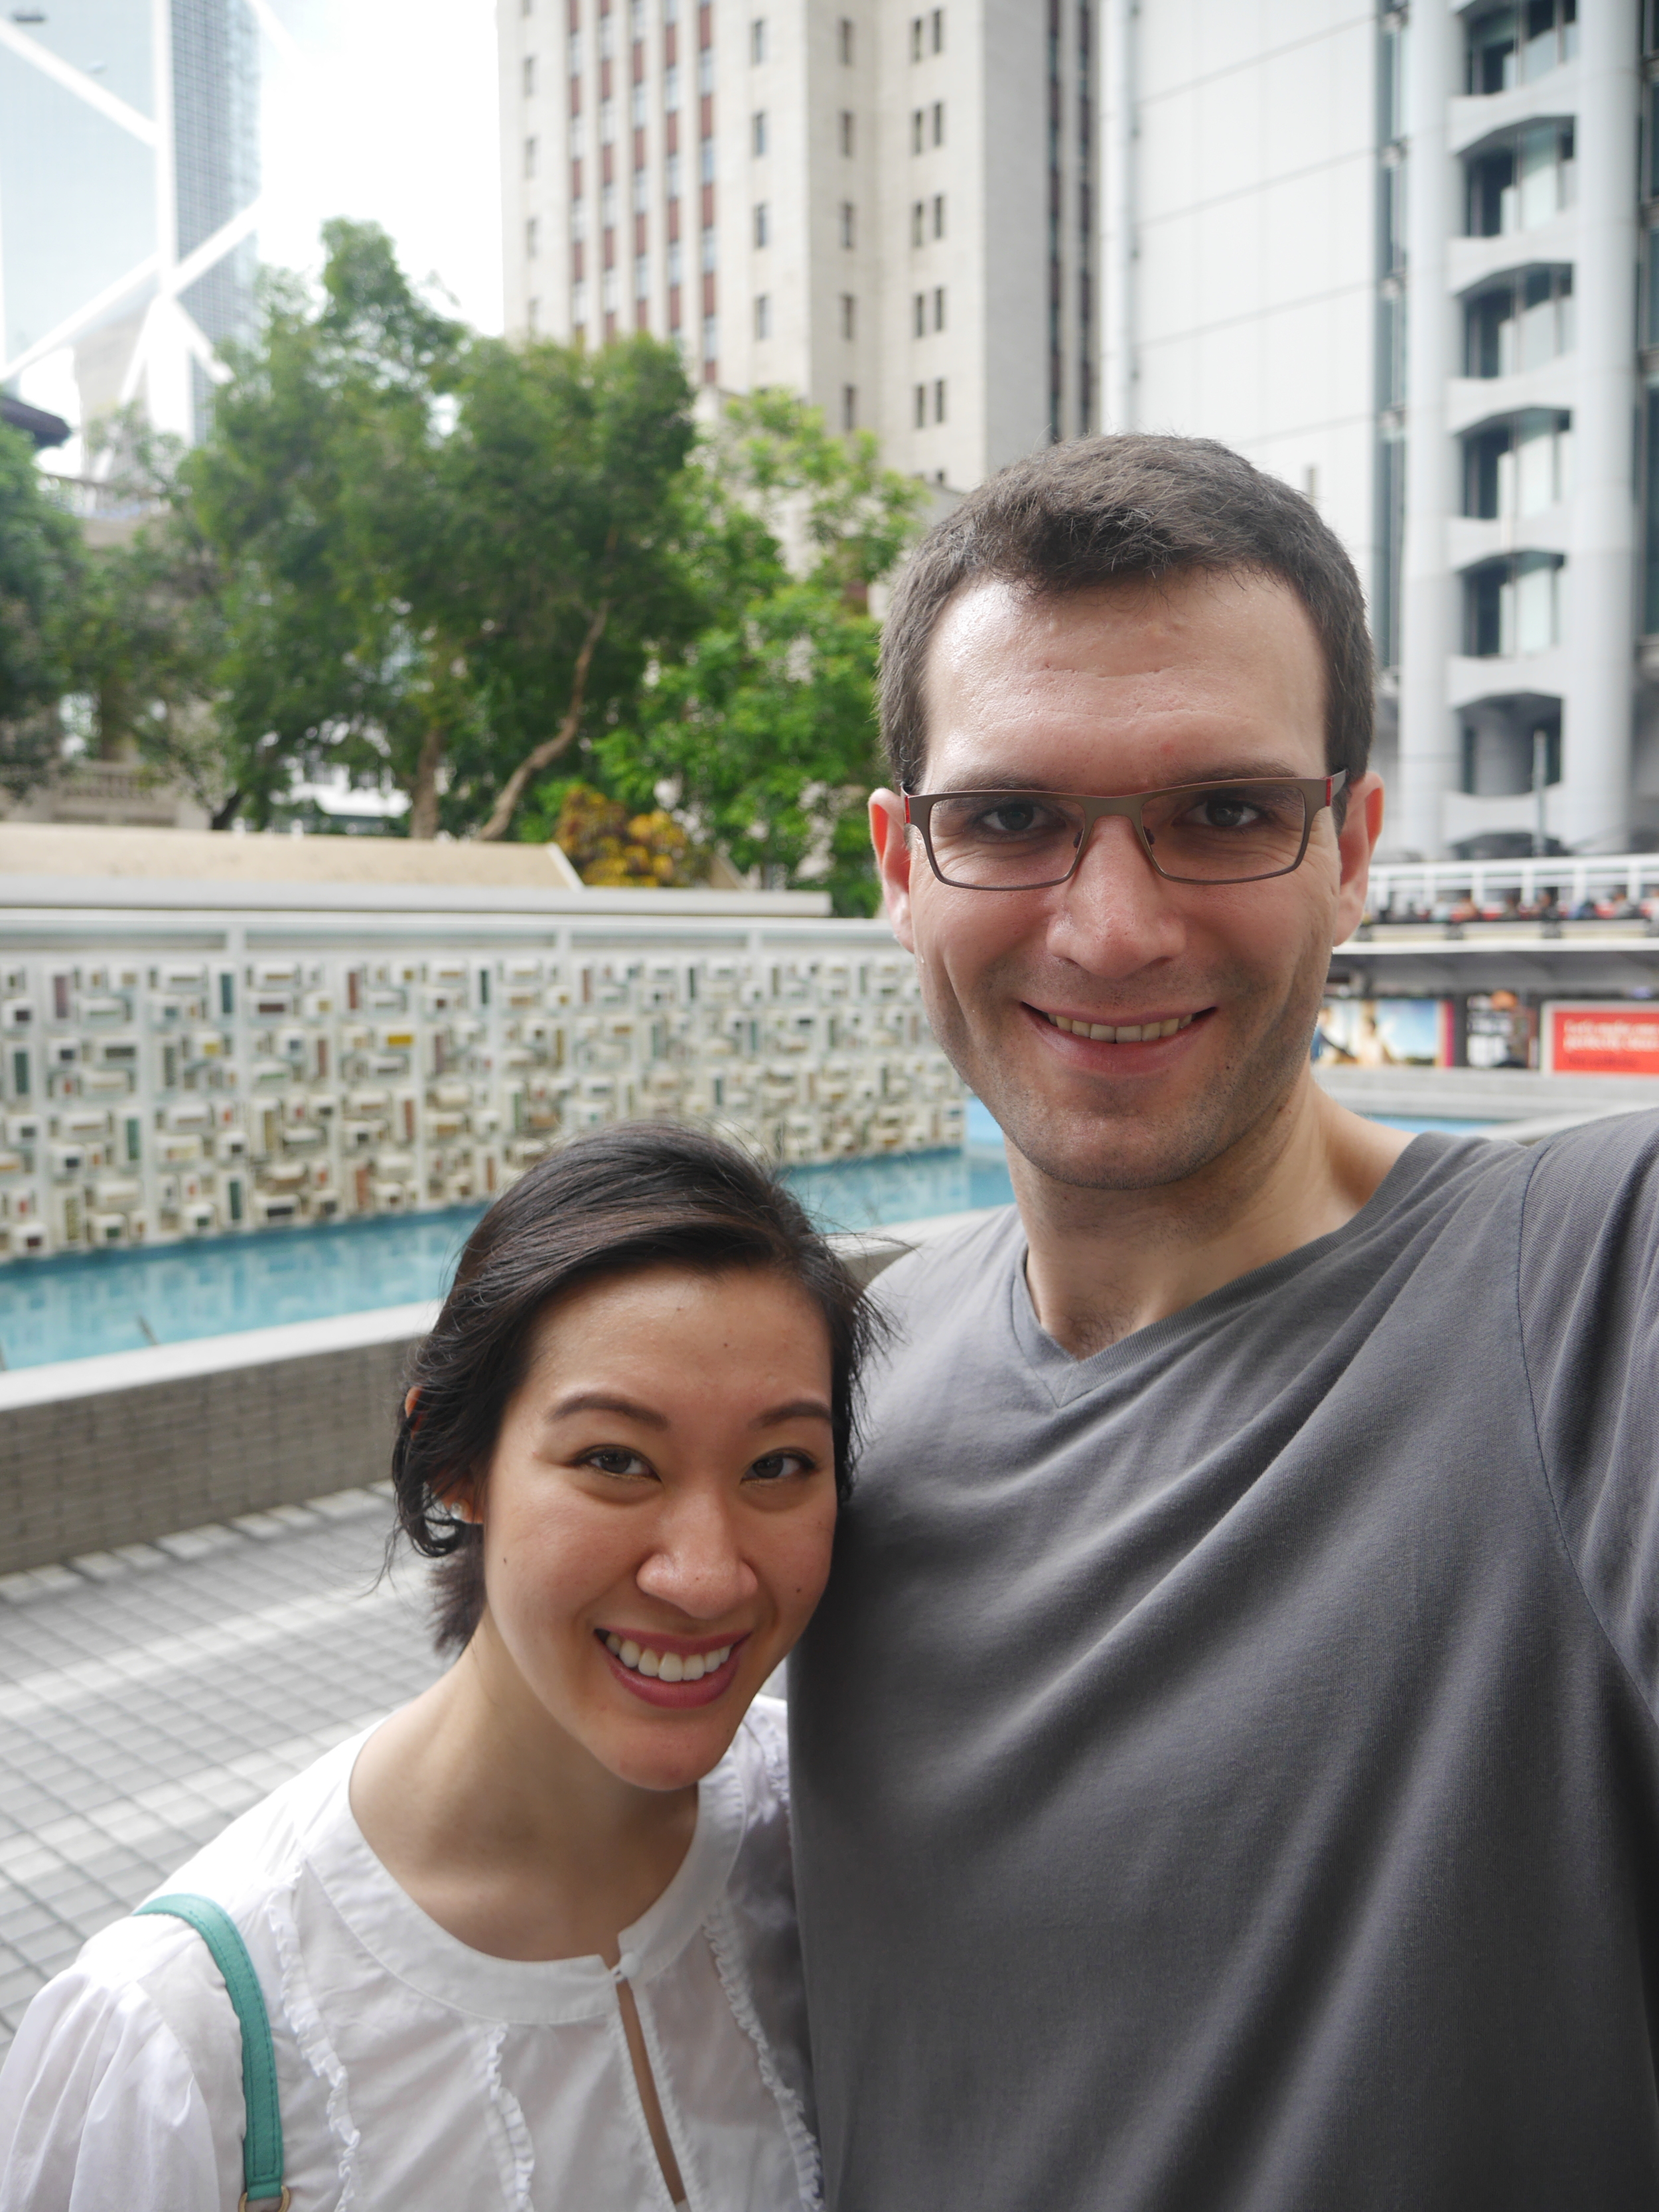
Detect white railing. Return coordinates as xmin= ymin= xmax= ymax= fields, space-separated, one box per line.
xmin=1366 ymin=853 xmax=1659 ymax=920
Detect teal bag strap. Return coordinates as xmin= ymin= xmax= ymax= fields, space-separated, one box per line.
xmin=135 ymin=1893 xmax=289 ymax=2211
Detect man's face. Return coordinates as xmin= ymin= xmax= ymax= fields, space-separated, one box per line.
xmin=870 ymin=571 xmax=1381 ymax=1193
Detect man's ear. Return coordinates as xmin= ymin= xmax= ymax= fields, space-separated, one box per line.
xmin=1333 ymin=771 xmax=1385 ymax=947
xmin=869 ymin=789 xmax=917 ymax=953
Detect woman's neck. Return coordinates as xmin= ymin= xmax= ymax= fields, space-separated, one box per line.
xmin=349 ymin=1630 xmax=698 ymax=1965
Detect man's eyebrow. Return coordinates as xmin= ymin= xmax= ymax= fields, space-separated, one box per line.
xmin=547 ymin=1391 xmax=669 ymax=1428
xmin=924 ymin=761 xmax=1317 ymax=792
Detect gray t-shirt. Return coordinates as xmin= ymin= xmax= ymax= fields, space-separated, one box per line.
xmin=790 ymin=1122 xmax=1659 ymax=2211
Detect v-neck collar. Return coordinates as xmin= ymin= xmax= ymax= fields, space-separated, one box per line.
xmin=291 ymin=1726 xmax=749 ymax=2027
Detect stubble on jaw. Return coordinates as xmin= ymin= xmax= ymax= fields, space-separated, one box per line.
xmin=918 ymin=927 xmax=1334 ymax=1203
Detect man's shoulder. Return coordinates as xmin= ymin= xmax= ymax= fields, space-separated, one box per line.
xmin=868 ymin=1203 xmax=1025 ymax=1321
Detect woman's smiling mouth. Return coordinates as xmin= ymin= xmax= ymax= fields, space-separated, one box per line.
xmin=597 ymin=1629 xmax=751 ymax=1706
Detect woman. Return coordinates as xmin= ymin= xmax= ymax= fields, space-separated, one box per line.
xmin=0 ymin=1124 xmax=877 ymax=2210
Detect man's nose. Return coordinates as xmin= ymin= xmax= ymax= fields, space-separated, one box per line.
xmin=634 ymin=1493 xmax=758 ymax=1619
xmin=1043 ymin=811 xmax=1188 ymax=972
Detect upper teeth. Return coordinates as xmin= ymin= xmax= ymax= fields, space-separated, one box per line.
xmin=1045 ymin=1012 xmax=1194 ymax=1041
xmin=606 ymin=1633 xmax=733 ymax=1683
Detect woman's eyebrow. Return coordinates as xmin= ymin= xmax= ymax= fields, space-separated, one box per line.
xmin=755 ymin=1399 xmax=834 ymax=1427
xmin=549 ymin=1390 xmax=670 ymax=1428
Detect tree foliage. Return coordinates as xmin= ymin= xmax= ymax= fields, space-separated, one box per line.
xmin=0 ymin=421 xmax=82 ymax=794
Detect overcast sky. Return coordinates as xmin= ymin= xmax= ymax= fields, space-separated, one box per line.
xmin=260 ymin=0 xmax=504 ymax=334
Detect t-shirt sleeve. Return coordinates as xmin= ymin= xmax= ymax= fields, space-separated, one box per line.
xmin=0 ymin=1927 xmax=243 ymax=2212
xmin=1516 ymin=1112 xmax=1659 ymax=1713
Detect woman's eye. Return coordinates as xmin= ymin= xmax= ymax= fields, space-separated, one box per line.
xmin=746 ymin=1451 xmax=816 ymax=1484
xmin=581 ymin=1447 xmax=653 ymax=1479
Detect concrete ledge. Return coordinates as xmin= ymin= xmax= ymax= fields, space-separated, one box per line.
xmin=0 ymin=1213 xmax=999 ymax=1574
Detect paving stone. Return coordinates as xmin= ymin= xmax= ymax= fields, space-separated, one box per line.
xmin=152 ymin=1525 xmax=238 ymax=1562
xmin=0 ymin=1567 xmax=81 ymax=1605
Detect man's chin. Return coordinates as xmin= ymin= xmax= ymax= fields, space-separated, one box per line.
xmin=998 ymin=1100 xmax=1242 ymax=1196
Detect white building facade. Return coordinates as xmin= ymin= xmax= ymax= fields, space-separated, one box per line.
xmin=498 ymin=0 xmax=1098 ymax=488
xmin=0 ymin=0 xmax=261 ymax=450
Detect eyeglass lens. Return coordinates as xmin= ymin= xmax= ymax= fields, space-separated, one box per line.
xmin=923 ymin=783 xmax=1315 ymax=887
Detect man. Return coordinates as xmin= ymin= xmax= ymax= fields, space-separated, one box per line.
xmin=790 ymin=435 xmax=1659 ymax=2209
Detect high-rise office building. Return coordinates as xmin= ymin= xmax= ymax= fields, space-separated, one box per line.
xmin=0 ymin=0 xmax=261 ymax=447
xmin=497 ymin=0 xmax=1098 ymax=490
xmin=1076 ymin=0 xmax=1646 ymax=861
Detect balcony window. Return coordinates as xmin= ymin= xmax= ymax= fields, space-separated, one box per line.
xmin=1463 ymin=410 xmax=1572 ymax=518
xmin=839 ymin=110 xmax=854 ymax=156
xmin=701 ymin=225 xmax=717 ymax=271
xmin=1465 ymin=0 xmax=1577 ymax=94
xmin=1466 ymin=121 xmax=1575 ymax=236
xmin=755 ymin=293 xmax=770 ymax=338
xmin=600 ymin=14 xmax=615 ymax=60
xmin=699 ymin=48 xmax=715 ymax=94
xmin=752 ymin=108 xmax=767 ymax=154
xmin=839 ymin=200 xmax=855 ymax=248
xmin=913 ymin=290 xmax=926 ymax=338
xmin=1459 ymin=701 xmax=1561 ymax=796
xmin=1465 ymin=552 xmax=1563 ymax=656
xmin=665 ymin=63 xmax=680 ymax=109
xmin=636 ymin=252 xmax=650 ymax=299
xmin=751 ymin=17 xmax=765 ymax=62
xmin=839 ymin=291 xmax=855 ymax=339
xmin=754 ymin=201 xmax=769 ymax=246
xmin=1465 ymin=265 xmax=1573 ymax=374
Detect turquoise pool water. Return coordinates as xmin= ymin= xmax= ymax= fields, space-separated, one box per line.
xmin=0 ymin=1103 xmax=1487 ymax=1373
xmin=0 ymin=1138 xmax=1019 ymax=1373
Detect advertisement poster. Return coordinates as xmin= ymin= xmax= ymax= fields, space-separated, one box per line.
xmin=1315 ymin=998 xmax=1447 ymax=1068
xmin=1466 ymin=991 xmax=1534 ymax=1070
xmin=1544 ymin=1003 xmax=1659 ymax=1076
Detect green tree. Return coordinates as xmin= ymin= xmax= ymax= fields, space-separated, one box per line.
xmin=189 ymin=222 xmax=705 ymax=839
xmin=593 ymin=391 xmax=926 ymax=914
xmin=0 ymin=421 xmax=82 ymax=797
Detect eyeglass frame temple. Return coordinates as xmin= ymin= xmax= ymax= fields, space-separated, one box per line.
xmin=902 ymin=771 xmax=1348 ymax=887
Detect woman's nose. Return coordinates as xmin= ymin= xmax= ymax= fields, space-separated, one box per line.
xmin=634 ymin=1495 xmax=758 ymax=1619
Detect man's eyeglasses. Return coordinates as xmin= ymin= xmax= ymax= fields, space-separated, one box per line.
xmin=902 ymin=773 xmax=1348 ymax=891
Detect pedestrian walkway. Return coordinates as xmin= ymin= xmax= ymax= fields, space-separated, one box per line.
xmin=0 ymin=1487 xmax=439 ymax=2061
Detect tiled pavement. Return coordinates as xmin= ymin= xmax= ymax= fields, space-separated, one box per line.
xmin=0 ymin=1488 xmax=441 ymax=2061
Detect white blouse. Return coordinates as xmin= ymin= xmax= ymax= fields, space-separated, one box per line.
xmin=0 ymin=1700 xmax=820 ymax=2212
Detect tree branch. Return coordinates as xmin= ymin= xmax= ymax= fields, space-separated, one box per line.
xmin=472 ymin=599 xmax=613 ymax=842
xmin=407 ymin=721 xmax=445 ymax=839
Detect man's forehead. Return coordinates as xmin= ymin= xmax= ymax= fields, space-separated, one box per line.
xmin=918 ymin=570 xmax=1325 ymax=777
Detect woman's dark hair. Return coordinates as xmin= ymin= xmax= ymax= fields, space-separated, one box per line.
xmin=392 ymin=1122 xmax=880 ymax=1656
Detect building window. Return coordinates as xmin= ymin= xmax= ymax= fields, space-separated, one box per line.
xmin=1465 ymin=121 xmax=1576 ymax=237
xmin=839 ymin=200 xmax=855 ymax=248
xmin=602 ymin=180 xmax=618 ymax=225
xmin=701 ymin=224 xmax=717 ymax=270
xmin=601 ymin=96 xmax=616 ymax=141
xmin=524 ymin=136 xmax=538 ymax=177
xmin=636 ymin=251 xmax=651 ymax=298
xmin=914 ymin=381 xmax=926 ymax=428
xmin=912 ymin=108 xmax=924 ymax=153
xmin=932 ymin=192 xmax=945 ymax=237
xmin=911 ymin=199 xmax=925 ymax=247
xmin=751 ymin=16 xmax=765 ymax=61
xmin=630 ymin=0 xmax=646 ymax=32
xmin=1463 ymin=409 xmax=1572 ymax=518
xmin=666 ymin=149 xmax=682 ymax=197
xmin=752 ymin=108 xmax=768 ymax=153
xmin=933 ymin=283 xmax=945 ymax=330
xmin=755 ymin=293 xmax=771 ymax=338
xmin=837 ymin=17 xmax=853 ymax=64
xmin=526 ymin=215 xmax=539 ymax=257
xmin=632 ymin=82 xmax=648 ymax=126
xmin=842 ymin=384 xmax=857 ymax=429
xmin=839 ymin=291 xmax=855 ymax=338
xmin=528 ymin=296 xmax=540 ymax=331
xmin=523 ymin=54 xmax=536 ymax=96
xmin=932 ymin=7 xmax=944 ymax=50
xmin=1465 ymin=265 xmax=1574 ymax=374
xmin=666 ymin=62 xmax=681 ymax=108
xmin=571 ymin=196 xmax=587 ymax=240
xmin=703 ymin=312 xmax=719 ymax=364
xmin=754 ymin=201 xmax=769 ymax=246
xmin=910 ymin=16 xmax=924 ymax=60
xmin=573 ymin=279 xmax=589 ymax=323
xmin=1466 ymin=0 xmax=1578 ymax=94
xmin=600 ymin=13 xmax=615 ymax=59
xmin=934 ymin=377 xmax=946 ymax=422
xmin=603 ymin=267 xmax=620 ymax=313
xmin=668 ymin=238 xmax=683 ymax=283
xmin=1464 ymin=551 xmax=1564 ymax=656
xmin=569 ymin=28 xmax=582 ymax=68
xmin=932 ymin=100 xmax=944 ymax=145
xmin=913 ymin=290 xmax=925 ymax=337
xmin=699 ymin=46 xmax=715 ymax=93
xmin=700 ymin=138 xmax=716 ymax=182
xmin=839 ymin=109 xmax=854 ymax=155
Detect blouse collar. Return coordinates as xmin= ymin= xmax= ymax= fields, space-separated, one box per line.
xmin=293 ymin=1724 xmax=749 ymax=2026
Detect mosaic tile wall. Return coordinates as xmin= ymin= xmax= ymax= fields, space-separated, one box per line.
xmin=0 ymin=940 xmax=963 ymax=1258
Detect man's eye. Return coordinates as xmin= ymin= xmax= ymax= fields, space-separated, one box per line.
xmin=581 ymin=1447 xmax=653 ymax=1479
xmin=746 ymin=1451 xmax=816 ymax=1484
xmin=1189 ymin=795 xmax=1262 ymax=832
xmin=974 ymin=801 xmax=1060 ymax=839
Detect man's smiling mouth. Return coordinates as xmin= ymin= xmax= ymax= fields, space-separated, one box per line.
xmin=1035 ymin=1009 xmax=1202 ymax=1043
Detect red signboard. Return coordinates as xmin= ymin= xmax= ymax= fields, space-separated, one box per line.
xmin=1546 ymin=1003 xmax=1659 ymax=1076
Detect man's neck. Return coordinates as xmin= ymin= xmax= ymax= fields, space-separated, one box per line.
xmin=1013 ymin=1074 xmax=1413 ymax=1358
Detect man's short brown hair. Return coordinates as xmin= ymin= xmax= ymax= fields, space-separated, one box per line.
xmin=878 ymin=434 xmax=1374 ymax=802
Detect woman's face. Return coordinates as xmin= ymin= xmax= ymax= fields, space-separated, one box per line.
xmin=466 ymin=1263 xmax=838 ymax=1793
